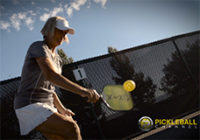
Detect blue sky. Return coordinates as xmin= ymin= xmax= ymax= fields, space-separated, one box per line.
xmin=0 ymin=0 xmax=199 ymax=81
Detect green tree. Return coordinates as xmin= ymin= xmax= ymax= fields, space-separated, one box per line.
xmin=57 ymin=48 xmax=73 ymax=64
xmin=107 ymin=47 xmax=156 ymax=109
xmin=160 ymin=40 xmax=199 ymax=97
xmin=108 ymin=46 xmax=118 ymax=53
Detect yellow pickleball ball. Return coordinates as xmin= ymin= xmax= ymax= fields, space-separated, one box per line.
xmin=123 ymin=80 xmax=136 ymax=92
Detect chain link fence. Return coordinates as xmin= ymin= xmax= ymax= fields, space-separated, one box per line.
xmin=0 ymin=31 xmax=199 ymax=139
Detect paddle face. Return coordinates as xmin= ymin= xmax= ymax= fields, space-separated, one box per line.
xmin=101 ymin=85 xmax=134 ymax=111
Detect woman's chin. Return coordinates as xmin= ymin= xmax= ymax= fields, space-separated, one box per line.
xmin=56 ymin=41 xmax=63 ymax=46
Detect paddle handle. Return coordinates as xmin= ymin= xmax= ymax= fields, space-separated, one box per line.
xmin=99 ymin=94 xmax=111 ymax=108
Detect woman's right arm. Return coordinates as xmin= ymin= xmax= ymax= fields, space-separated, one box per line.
xmin=36 ymin=57 xmax=99 ymax=103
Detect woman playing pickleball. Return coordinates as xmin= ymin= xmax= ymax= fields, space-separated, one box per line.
xmin=14 ymin=16 xmax=100 ymax=140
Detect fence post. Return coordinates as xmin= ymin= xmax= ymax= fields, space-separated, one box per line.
xmin=172 ymin=39 xmax=198 ymax=88
xmin=80 ymin=78 xmax=106 ymax=139
xmin=90 ymin=103 xmax=106 ymax=139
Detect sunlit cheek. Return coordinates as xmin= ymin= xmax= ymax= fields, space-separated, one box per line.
xmin=64 ymin=35 xmax=70 ymax=44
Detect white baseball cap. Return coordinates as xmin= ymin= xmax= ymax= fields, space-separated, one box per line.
xmin=56 ymin=17 xmax=75 ymax=35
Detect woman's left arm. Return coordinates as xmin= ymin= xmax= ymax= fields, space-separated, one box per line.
xmin=53 ymin=92 xmax=75 ymax=117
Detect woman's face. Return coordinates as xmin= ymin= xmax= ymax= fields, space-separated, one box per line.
xmin=52 ymin=28 xmax=68 ymax=46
